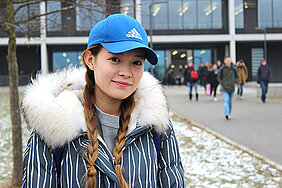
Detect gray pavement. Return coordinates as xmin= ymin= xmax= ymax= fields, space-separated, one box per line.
xmin=164 ymin=83 xmax=282 ymax=167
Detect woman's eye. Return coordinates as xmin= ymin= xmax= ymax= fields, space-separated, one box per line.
xmin=133 ymin=61 xmax=143 ymax=66
xmin=110 ymin=57 xmax=119 ymax=62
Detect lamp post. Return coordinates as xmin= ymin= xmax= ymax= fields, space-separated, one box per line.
xmin=256 ymin=27 xmax=267 ymax=61
xmin=149 ymin=1 xmax=168 ymax=49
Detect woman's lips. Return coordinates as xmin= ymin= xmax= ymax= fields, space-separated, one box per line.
xmin=113 ymin=81 xmax=132 ymax=87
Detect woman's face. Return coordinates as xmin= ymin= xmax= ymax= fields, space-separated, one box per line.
xmin=85 ymin=47 xmax=145 ymax=101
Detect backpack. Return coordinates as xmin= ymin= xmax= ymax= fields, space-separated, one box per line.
xmin=190 ymin=70 xmax=199 ymax=81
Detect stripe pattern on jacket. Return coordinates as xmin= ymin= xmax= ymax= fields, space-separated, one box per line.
xmin=22 ymin=123 xmax=185 ymax=188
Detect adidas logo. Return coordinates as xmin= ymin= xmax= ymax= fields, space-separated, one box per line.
xmin=126 ymin=28 xmax=142 ymax=40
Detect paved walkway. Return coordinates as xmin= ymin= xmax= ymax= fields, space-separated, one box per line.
xmin=164 ymin=83 xmax=282 ymax=167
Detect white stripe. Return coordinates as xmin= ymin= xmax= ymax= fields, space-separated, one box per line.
xmin=97 ymin=157 xmax=116 ymax=177
xmin=130 ymin=146 xmax=136 ymax=187
xmin=165 ymin=137 xmax=172 ymax=187
xmin=66 ymin=149 xmax=69 ymax=188
xmin=42 ymin=145 xmax=47 ymax=187
xmin=169 ymin=136 xmax=179 ymax=187
xmin=146 ymin=133 xmax=152 ymax=186
xmin=36 ymin=136 xmax=40 ymax=188
xmin=98 ymin=170 xmax=101 ymax=187
xmin=49 ymin=154 xmax=53 ymax=188
xmin=72 ymin=142 xmax=81 ymax=188
xmin=68 ymin=144 xmax=73 ymax=188
xmin=160 ymin=150 xmax=170 ymax=187
xmin=128 ymin=145 xmax=131 ymax=186
xmin=26 ymin=133 xmax=34 ymax=187
xmin=133 ymin=142 xmax=142 ymax=186
xmin=105 ymin=176 xmax=110 ymax=187
xmin=139 ymin=136 xmax=148 ymax=187
xmin=172 ymin=135 xmax=184 ymax=186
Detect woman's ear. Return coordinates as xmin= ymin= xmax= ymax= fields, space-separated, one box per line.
xmin=83 ymin=50 xmax=95 ymax=70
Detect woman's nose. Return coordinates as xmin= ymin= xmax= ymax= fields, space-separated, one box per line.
xmin=118 ymin=67 xmax=132 ymax=78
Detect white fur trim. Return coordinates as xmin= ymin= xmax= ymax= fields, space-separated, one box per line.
xmin=22 ymin=68 xmax=169 ymax=148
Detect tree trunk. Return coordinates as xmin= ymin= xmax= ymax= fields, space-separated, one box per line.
xmin=7 ymin=29 xmax=23 ymax=187
xmin=6 ymin=0 xmax=23 ymax=186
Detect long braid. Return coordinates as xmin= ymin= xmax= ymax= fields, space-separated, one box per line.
xmin=83 ymin=45 xmax=102 ymax=188
xmin=113 ymin=94 xmax=136 ymax=188
xmin=83 ymin=68 xmax=99 ymax=188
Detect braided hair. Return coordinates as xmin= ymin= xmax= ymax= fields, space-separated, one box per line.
xmin=83 ymin=45 xmax=136 ymax=187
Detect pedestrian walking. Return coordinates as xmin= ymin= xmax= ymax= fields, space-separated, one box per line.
xmin=185 ymin=63 xmax=199 ymax=101
xmin=216 ymin=60 xmax=222 ymax=69
xmin=22 ymin=14 xmax=185 ymax=187
xmin=208 ymin=64 xmax=219 ymax=102
xmin=217 ymin=57 xmax=238 ymax=120
xmin=257 ymin=59 xmax=272 ymax=103
xmin=166 ymin=64 xmax=176 ymax=87
xmin=198 ymin=62 xmax=208 ymax=94
xmin=175 ymin=64 xmax=184 ymax=85
xmin=236 ymin=59 xmax=248 ymax=99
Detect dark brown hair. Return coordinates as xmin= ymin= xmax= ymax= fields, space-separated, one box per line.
xmin=83 ymin=45 xmax=135 ymax=187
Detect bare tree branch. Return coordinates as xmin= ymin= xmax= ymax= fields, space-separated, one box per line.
xmin=1 ymin=21 xmax=30 ymax=38
xmin=13 ymin=0 xmax=29 ymax=3
xmin=14 ymin=0 xmax=43 ymax=15
xmin=16 ymin=0 xmax=83 ymax=24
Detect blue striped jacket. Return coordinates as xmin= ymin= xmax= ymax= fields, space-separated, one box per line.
xmin=22 ymin=68 xmax=185 ymax=187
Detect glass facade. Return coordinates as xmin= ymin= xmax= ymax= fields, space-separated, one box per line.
xmin=14 ymin=3 xmax=40 ymax=32
xmin=144 ymin=50 xmax=166 ymax=82
xmin=47 ymin=1 xmax=62 ymax=32
xmin=121 ymin=0 xmax=135 ymax=18
xmin=76 ymin=0 xmax=105 ymax=31
xmin=141 ymin=0 xmax=224 ymax=30
xmin=258 ymin=0 xmax=282 ymax=28
xmin=235 ymin=0 xmax=244 ymax=28
xmin=52 ymin=51 xmax=83 ymax=72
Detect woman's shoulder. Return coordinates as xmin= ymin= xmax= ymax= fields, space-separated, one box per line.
xmin=22 ymin=68 xmax=87 ymax=149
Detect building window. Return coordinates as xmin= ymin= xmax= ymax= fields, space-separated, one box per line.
xmin=52 ymin=51 xmax=83 ymax=72
xmin=235 ymin=0 xmax=244 ymax=28
xmin=183 ymin=0 xmax=197 ymax=29
xmin=121 ymin=0 xmax=135 ymax=17
xmin=141 ymin=0 xmax=224 ymax=30
xmin=14 ymin=3 xmax=40 ymax=32
xmin=47 ymin=1 xmax=62 ymax=32
xmin=258 ymin=0 xmax=282 ymax=28
xmin=76 ymin=0 xmax=105 ymax=31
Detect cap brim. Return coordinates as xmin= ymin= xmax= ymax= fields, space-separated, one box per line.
xmin=101 ymin=41 xmax=158 ymax=65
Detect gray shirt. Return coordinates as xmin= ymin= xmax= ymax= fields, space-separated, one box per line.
xmin=95 ymin=105 xmax=119 ymax=154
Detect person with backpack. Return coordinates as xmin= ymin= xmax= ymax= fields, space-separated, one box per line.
xmin=208 ymin=63 xmax=219 ymax=102
xmin=186 ymin=63 xmax=199 ymax=101
xmin=22 ymin=14 xmax=185 ymax=188
xmin=257 ymin=59 xmax=272 ymax=103
xmin=236 ymin=59 xmax=248 ymax=99
xmin=217 ymin=56 xmax=238 ymax=120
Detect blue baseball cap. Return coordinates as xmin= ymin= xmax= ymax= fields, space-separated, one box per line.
xmin=85 ymin=14 xmax=158 ymax=65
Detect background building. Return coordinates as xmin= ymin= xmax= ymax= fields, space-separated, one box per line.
xmin=1 ymin=0 xmax=282 ymax=85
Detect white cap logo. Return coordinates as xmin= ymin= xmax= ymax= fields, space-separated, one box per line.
xmin=126 ymin=28 xmax=142 ymax=40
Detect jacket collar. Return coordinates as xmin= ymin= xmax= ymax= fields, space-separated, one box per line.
xmin=22 ymin=68 xmax=169 ymax=149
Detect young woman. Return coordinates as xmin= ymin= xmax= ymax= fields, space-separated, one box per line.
xmin=22 ymin=14 xmax=185 ymax=187
xmin=208 ymin=64 xmax=219 ymax=102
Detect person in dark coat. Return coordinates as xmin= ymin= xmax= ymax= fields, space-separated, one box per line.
xmin=217 ymin=57 xmax=238 ymax=120
xmin=198 ymin=62 xmax=208 ymax=94
xmin=208 ymin=64 xmax=219 ymax=102
xmin=186 ymin=63 xmax=199 ymax=101
xmin=257 ymin=59 xmax=272 ymax=103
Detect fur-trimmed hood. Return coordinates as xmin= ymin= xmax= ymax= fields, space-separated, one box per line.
xmin=22 ymin=68 xmax=169 ymax=149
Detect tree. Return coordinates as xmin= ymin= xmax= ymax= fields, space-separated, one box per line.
xmin=0 ymin=0 xmax=88 ymax=186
